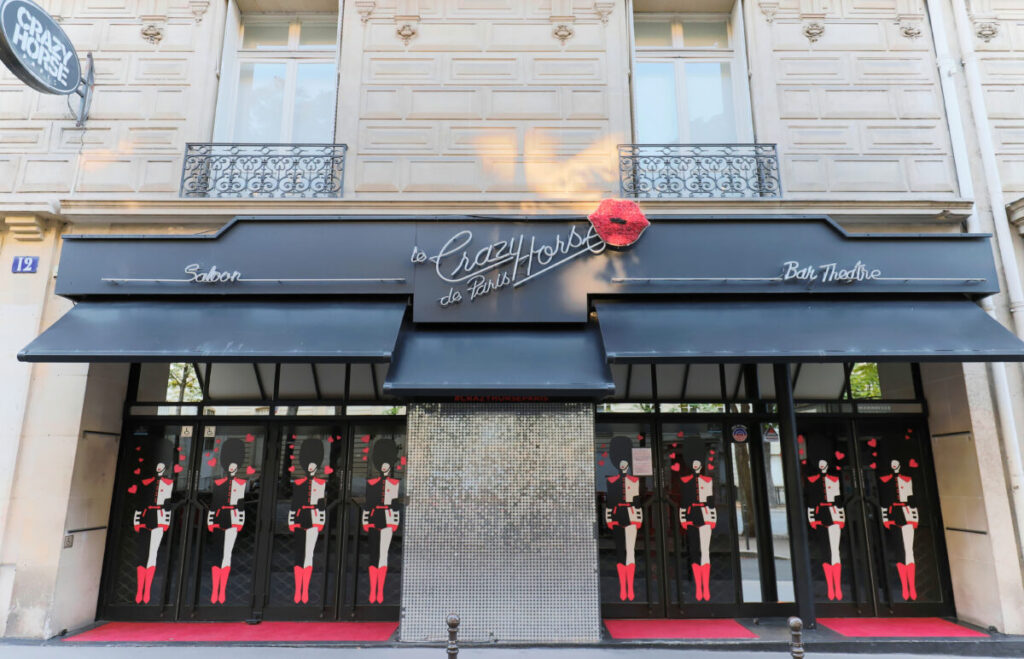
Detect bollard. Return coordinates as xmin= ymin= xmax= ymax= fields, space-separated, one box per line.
xmin=447 ymin=613 xmax=460 ymax=658
xmin=788 ymin=616 xmax=804 ymax=659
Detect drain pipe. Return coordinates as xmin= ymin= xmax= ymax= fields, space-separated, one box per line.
xmin=929 ymin=0 xmax=1024 ymax=563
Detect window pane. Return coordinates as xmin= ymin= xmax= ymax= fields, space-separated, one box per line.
xmin=635 ymin=61 xmax=679 ymax=143
xmin=241 ymin=21 xmax=290 ymax=49
xmin=292 ymin=62 xmax=336 ymax=143
xmin=299 ymin=20 xmax=337 ymax=47
xmin=234 ymin=62 xmax=287 ymax=142
xmin=634 ymin=19 xmax=673 ymax=47
xmin=684 ymin=62 xmax=735 ymax=143
xmin=682 ymin=21 xmax=728 ymax=48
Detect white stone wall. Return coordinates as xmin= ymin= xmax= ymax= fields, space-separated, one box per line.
xmin=747 ymin=0 xmax=958 ymax=196
xmin=0 ymin=0 xmax=222 ymax=195
xmin=339 ymin=0 xmax=629 ymax=198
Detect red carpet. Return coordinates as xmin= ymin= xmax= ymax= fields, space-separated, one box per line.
xmin=63 ymin=621 xmax=399 ymax=643
xmin=604 ymin=618 xmax=757 ymax=639
xmin=818 ymin=617 xmax=987 ymax=638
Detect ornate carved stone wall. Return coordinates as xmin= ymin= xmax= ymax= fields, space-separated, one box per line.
xmin=400 ymin=402 xmax=600 ymax=643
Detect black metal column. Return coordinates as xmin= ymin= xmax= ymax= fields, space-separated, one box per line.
xmin=773 ymin=364 xmax=816 ymax=627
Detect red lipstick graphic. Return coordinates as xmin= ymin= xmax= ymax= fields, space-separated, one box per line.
xmin=588 ymin=199 xmax=649 ymax=248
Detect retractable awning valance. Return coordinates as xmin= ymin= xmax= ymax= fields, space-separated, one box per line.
xmin=383 ymin=324 xmax=615 ymax=398
xmin=595 ymin=299 xmax=1024 ymax=363
xmin=18 ymin=300 xmax=408 ymax=363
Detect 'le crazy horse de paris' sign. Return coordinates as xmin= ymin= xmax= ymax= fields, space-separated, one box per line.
xmin=410 ymin=199 xmax=650 ymax=308
xmin=0 ymin=0 xmax=81 ymax=94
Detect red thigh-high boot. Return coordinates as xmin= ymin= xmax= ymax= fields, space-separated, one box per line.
xmin=376 ymin=565 xmax=388 ymax=603
xmin=625 ymin=563 xmax=635 ymax=601
xmin=210 ymin=566 xmax=221 ymax=604
xmin=896 ymin=563 xmax=909 ymax=600
xmin=691 ymin=563 xmax=702 ymax=601
xmin=143 ymin=565 xmax=157 ymax=604
xmin=135 ymin=566 xmax=146 ymax=604
xmin=907 ymin=562 xmax=917 ymax=601
xmin=701 ymin=563 xmax=711 ymax=602
xmin=823 ymin=563 xmax=835 ymax=600
xmin=293 ymin=566 xmax=303 ymax=603
xmin=301 ymin=565 xmax=313 ymax=604
xmin=218 ymin=566 xmax=230 ymax=604
xmin=368 ymin=565 xmax=379 ymax=603
xmin=616 ymin=563 xmax=627 ymax=601
xmin=832 ymin=563 xmax=843 ymax=601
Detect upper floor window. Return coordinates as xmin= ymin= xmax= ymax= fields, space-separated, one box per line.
xmin=632 ymin=10 xmax=749 ymax=144
xmin=216 ymin=14 xmax=338 ymax=144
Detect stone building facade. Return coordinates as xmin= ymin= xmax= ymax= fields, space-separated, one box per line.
xmin=2 ymin=0 xmax=1024 ymax=642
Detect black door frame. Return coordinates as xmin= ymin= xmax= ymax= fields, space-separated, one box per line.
xmin=98 ymin=413 xmax=405 ymax=623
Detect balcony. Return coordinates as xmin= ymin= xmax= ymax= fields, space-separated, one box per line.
xmin=618 ymin=143 xmax=781 ymax=199
xmin=179 ymin=143 xmax=347 ymax=199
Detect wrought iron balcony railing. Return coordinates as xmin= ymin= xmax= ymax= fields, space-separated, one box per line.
xmin=180 ymin=143 xmax=347 ymax=198
xmin=618 ymin=143 xmax=781 ymax=199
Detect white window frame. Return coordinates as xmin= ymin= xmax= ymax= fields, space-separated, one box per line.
xmin=213 ymin=10 xmax=339 ymax=143
xmin=631 ymin=10 xmax=753 ymax=144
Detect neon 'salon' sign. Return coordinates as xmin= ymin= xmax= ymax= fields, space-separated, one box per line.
xmin=410 ymin=199 xmax=650 ymax=307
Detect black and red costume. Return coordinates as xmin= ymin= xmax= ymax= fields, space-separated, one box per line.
xmin=678 ymin=442 xmax=716 ymax=602
xmin=206 ymin=437 xmax=247 ymax=604
xmin=362 ymin=438 xmax=401 ymax=604
xmin=604 ymin=436 xmax=642 ymax=601
xmin=288 ymin=439 xmax=327 ymax=603
xmin=878 ymin=442 xmax=920 ymax=601
xmin=803 ymin=438 xmax=847 ymax=601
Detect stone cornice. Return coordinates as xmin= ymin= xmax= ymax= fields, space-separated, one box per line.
xmin=1008 ymin=196 xmax=1024 ymax=234
xmin=8 ymin=195 xmax=975 ymax=227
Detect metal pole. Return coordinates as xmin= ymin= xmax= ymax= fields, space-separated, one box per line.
xmin=446 ymin=613 xmax=460 ymax=658
xmin=774 ymin=364 xmax=816 ymax=627
xmin=788 ymin=616 xmax=805 ymax=659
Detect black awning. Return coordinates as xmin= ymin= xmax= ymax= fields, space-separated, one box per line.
xmin=383 ymin=324 xmax=615 ymax=398
xmin=595 ymin=299 xmax=1024 ymax=363
xmin=18 ymin=300 xmax=407 ymax=363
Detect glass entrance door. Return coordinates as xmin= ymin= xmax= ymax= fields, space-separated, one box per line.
xmin=796 ymin=418 xmax=953 ymax=616
xmin=100 ymin=419 xmax=406 ymax=622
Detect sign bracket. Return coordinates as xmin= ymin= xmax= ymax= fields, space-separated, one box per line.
xmin=74 ymin=52 xmax=94 ymax=127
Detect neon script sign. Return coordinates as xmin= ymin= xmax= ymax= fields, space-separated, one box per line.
xmin=411 ymin=199 xmax=650 ymax=307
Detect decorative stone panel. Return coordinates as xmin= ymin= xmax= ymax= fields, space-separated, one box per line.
xmin=400 ymin=403 xmax=600 ymax=643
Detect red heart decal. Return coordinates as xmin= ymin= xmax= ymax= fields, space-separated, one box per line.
xmin=835 ymin=451 xmax=845 ymax=460
xmin=133 ymin=468 xmax=141 ymax=475
xmin=707 ymin=464 xmax=715 ymax=471
xmin=637 ymin=434 xmax=644 ymax=440
xmin=205 ymin=452 xmax=210 ymax=458
xmin=135 ymin=446 xmax=141 ymax=451
xmin=400 ymin=456 xmax=407 ymax=465
xmin=246 ymin=466 xmax=256 ymax=475
xmin=173 ymin=464 xmax=183 ymax=473
xmin=669 ymin=453 xmax=676 ymax=459
xmin=361 ymin=456 xmax=367 ymax=461
xmin=671 ymin=443 xmax=678 ymax=448
xmin=361 ymin=435 xmax=370 ymax=443
xmin=598 ymin=460 xmax=605 ymax=467
xmin=328 ymin=437 xmax=335 ymax=443
xmin=324 ymin=466 xmax=334 ymax=475
xmin=292 ymin=434 xmax=297 ymax=439
xmin=837 ymin=466 xmax=842 ymax=471
xmin=671 ymin=463 xmax=680 ymax=472
xmin=906 ymin=428 xmax=913 ymax=434
xmin=872 ymin=452 xmax=877 ymax=457
xmin=867 ymin=438 xmax=877 ymax=448
xmin=288 ymin=444 xmax=294 ymax=449
xmin=179 ymin=454 xmax=186 ymax=461
xmin=869 ymin=462 xmax=877 ymax=470
xmin=396 ymin=464 xmax=403 ymax=471
xmin=207 ymin=459 xmax=216 ymax=467
xmin=709 ymin=449 xmax=715 ymax=455
xmin=288 ymin=465 xmax=295 ymax=472
xmin=797 ymin=435 xmax=805 ymax=444
xmin=677 ymin=432 xmax=684 ymax=438
xmin=904 ymin=435 xmax=911 ymax=440
xmin=601 ymin=452 xmax=608 ymax=458
xmin=245 ymin=433 xmax=255 ymax=442
xmin=215 ymin=438 xmax=220 ymax=444
xmin=362 ymin=447 xmax=369 ymax=454
xmin=127 ymin=485 xmax=137 ymax=494
xmin=800 ymin=459 xmax=807 ymax=465
xmin=587 ymin=198 xmax=650 ymax=248
xmin=138 ymin=457 xmax=144 ymax=463
xmin=909 ymin=458 xmax=919 ymax=468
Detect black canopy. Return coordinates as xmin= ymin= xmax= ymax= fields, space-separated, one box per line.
xmin=595 ymin=299 xmax=1024 ymax=363
xmin=18 ymin=300 xmax=407 ymax=363
xmin=383 ymin=324 xmax=614 ymax=397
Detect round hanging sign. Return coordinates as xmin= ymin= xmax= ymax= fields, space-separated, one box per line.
xmin=731 ymin=425 xmax=749 ymax=443
xmin=0 ymin=0 xmax=81 ymax=95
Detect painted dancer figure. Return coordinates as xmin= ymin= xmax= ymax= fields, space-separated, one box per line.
xmin=288 ymin=439 xmax=327 ymax=604
xmin=678 ymin=443 xmax=717 ymax=602
xmin=804 ymin=439 xmax=847 ymax=601
xmin=604 ymin=436 xmax=642 ymax=602
xmin=878 ymin=443 xmax=920 ymax=601
xmin=207 ymin=437 xmax=247 ymax=604
xmin=131 ymin=439 xmax=176 ymax=604
xmin=362 ymin=438 xmax=400 ymax=603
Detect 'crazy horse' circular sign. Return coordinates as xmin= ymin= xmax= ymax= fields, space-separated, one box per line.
xmin=0 ymin=0 xmax=81 ymax=94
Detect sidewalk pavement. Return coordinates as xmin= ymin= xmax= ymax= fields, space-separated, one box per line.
xmin=0 ymin=645 xmax=1019 ymax=659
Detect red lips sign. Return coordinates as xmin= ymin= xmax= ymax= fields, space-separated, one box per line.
xmin=588 ymin=199 xmax=649 ymax=248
